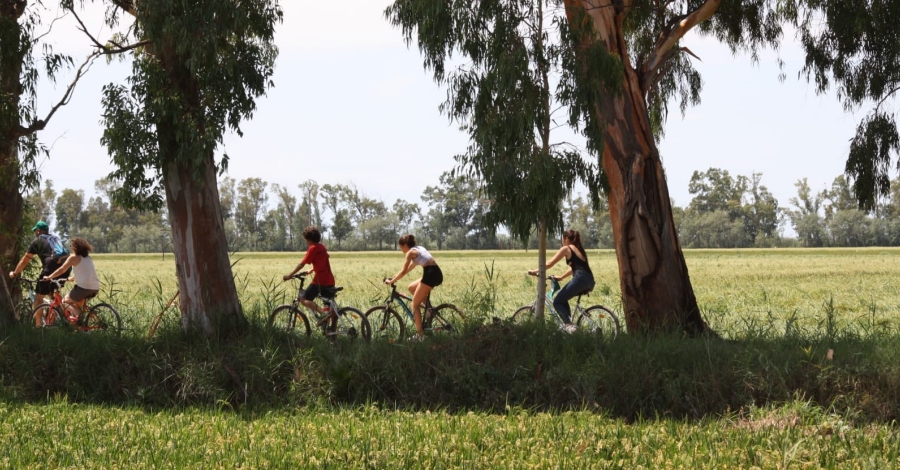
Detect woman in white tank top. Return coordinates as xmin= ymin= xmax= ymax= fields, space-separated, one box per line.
xmin=42 ymin=237 xmax=101 ymax=319
xmin=385 ymin=234 xmax=443 ymax=340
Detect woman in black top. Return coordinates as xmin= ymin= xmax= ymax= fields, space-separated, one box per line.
xmin=527 ymin=229 xmax=595 ymax=332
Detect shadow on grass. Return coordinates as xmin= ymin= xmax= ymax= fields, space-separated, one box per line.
xmin=1 ymin=318 xmax=899 ymax=423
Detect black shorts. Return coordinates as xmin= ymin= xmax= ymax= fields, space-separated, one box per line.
xmin=303 ymin=284 xmax=334 ymax=302
xmin=421 ymin=265 xmax=443 ymax=288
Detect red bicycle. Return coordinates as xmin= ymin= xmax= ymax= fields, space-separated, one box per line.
xmin=30 ymin=278 xmax=122 ymax=334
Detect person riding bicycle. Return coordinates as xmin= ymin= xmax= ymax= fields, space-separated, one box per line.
xmin=385 ymin=234 xmax=443 ymax=341
xmin=528 ymin=229 xmax=595 ymax=334
xmin=40 ymin=237 xmax=100 ymax=323
xmin=283 ymin=226 xmax=335 ymax=317
xmin=8 ymin=221 xmax=71 ymax=323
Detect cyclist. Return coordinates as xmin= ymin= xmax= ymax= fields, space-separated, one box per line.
xmin=8 ymin=221 xmax=71 ymax=325
xmin=528 ymin=228 xmax=594 ymax=333
xmin=385 ymin=234 xmax=443 ymax=341
xmin=41 ymin=237 xmax=100 ymax=322
xmin=283 ymin=226 xmax=334 ymax=317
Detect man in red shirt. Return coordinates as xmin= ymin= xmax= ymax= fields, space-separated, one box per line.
xmin=283 ymin=226 xmax=335 ymax=315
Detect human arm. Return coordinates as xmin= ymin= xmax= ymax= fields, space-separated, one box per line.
xmin=283 ymin=263 xmax=308 ymax=281
xmin=386 ymin=249 xmax=416 ymax=285
xmin=43 ymin=255 xmax=79 ymax=280
xmin=527 ymin=246 xmax=570 ymax=276
xmin=9 ymin=253 xmax=34 ymax=278
xmin=551 ymin=267 xmax=574 ymax=281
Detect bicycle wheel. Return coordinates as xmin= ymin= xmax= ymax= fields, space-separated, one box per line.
xmin=330 ymin=307 xmax=371 ymax=342
xmin=83 ymin=303 xmax=122 ymax=334
xmin=364 ymin=305 xmax=405 ymax=342
xmin=428 ymin=303 xmax=465 ymax=335
xmin=269 ymin=304 xmax=312 ymax=337
xmin=31 ymin=304 xmax=64 ymax=328
xmin=511 ymin=305 xmax=537 ymax=324
xmin=578 ymin=305 xmax=620 ymax=339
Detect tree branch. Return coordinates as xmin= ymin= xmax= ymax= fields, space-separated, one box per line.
xmin=641 ymin=0 xmax=721 ymax=91
xmin=15 ymin=51 xmax=100 ymax=138
xmin=70 ymin=7 xmax=149 ymax=55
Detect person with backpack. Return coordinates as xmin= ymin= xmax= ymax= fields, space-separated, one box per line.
xmin=8 ymin=221 xmax=72 ymax=319
xmin=42 ymin=237 xmax=100 ymax=321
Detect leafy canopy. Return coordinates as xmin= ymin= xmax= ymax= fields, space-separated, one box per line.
xmin=98 ymin=0 xmax=282 ymax=211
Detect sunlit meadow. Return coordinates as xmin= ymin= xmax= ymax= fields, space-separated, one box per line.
xmin=4 ymin=248 xmax=900 ymax=468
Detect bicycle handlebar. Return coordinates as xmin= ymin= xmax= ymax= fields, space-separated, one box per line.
xmin=382 ymin=278 xmax=412 ymax=301
xmin=526 ymin=272 xmax=559 ymax=281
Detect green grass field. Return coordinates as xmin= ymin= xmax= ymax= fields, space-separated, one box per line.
xmin=4 ymin=248 xmax=900 ymax=468
xmin=99 ymin=247 xmax=900 ymax=337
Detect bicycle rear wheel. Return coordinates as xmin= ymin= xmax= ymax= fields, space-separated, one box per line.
xmin=83 ymin=303 xmax=122 ymax=334
xmin=578 ymin=305 xmax=620 ymax=339
xmin=31 ymin=304 xmax=64 ymax=328
xmin=269 ymin=304 xmax=312 ymax=337
xmin=428 ymin=304 xmax=465 ymax=335
xmin=329 ymin=307 xmax=370 ymax=342
xmin=364 ymin=306 xmax=405 ymax=342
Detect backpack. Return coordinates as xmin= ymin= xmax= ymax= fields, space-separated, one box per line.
xmin=40 ymin=233 xmax=69 ymax=262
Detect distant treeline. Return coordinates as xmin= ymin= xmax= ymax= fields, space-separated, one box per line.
xmin=22 ymin=168 xmax=900 ymax=253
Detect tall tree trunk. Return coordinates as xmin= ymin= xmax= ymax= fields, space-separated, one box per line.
xmin=0 ymin=141 xmax=24 ymax=327
xmin=535 ymin=219 xmax=547 ymax=318
xmin=0 ymin=4 xmax=26 ymax=326
xmin=161 ymin=152 xmax=246 ymax=337
xmin=157 ymin=46 xmax=246 ymax=337
xmin=565 ymin=0 xmax=710 ymax=335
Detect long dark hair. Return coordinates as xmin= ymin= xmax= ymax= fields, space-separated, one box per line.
xmin=563 ymin=229 xmax=587 ymax=262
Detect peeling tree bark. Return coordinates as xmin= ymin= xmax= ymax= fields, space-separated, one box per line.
xmin=564 ymin=0 xmax=711 ymax=335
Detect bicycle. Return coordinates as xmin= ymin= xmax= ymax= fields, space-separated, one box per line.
xmin=29 ymin=278 xmax=122 ymax=334
xmin=9 ymin=276 xmax=39 ymax=323
xmin=513 ymin=274 xmax=620 ymax=339
xmin=364 ymin=279 xmax=465 ymax=342
xmin=269 ymin=272 xmax=371 ymax=341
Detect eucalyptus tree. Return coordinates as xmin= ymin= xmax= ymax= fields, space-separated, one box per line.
xmin=0 ymin=1 xmax=94 ymax=325
xmin=95 ymin=0 xmax=282 ymax=336
xmin=788 ymin=0 xmax=900 ymax=211
xmin=387 ymin=0 xmax=600 ymax=316
xmin=530 ymin=0 xmax=784 ymax=333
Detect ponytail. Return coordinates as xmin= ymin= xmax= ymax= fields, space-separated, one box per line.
xmin=563 ymin=229 xmax=588 ymax=262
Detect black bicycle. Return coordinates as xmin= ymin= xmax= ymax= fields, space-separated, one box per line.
xmin=269 ymin=272 xmax=371 ymax=341
xmin=364 ymin=279 xmax=465 ymax=342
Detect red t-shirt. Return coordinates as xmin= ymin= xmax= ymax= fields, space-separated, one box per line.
xmin=301 ymin=243 xmax=335 ymax=286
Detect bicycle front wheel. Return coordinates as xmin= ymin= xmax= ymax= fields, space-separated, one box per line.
xmin=364 ymin=306 xmax=405 ymax=342
xmin=578 ymin=305 xmax=620 ymax=339
xmin=428 ymin=304 xmax=465 ymax=335
xmin=511 ymin=305 xmax=537 ymax=324
xmin=269 ymin=304 xmax=312 ymax=337
xmin=332 ymin=307 xmax=371 ymax=342
xmin=32 ymin=304 xmax=64 ymax=328
xmin=83 ymin=303 xmax=122 ymax=334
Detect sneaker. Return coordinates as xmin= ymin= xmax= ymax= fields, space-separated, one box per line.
xmin=408 ymin=333 xmax=425 ymax=342
xmin=560 ymin=323 xmax=577 ymax=334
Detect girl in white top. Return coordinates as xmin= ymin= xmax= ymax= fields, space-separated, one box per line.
xmin=385 ymin=234 xmax=443 ymax=340
xmin=43 ymin=237 xmax=100 ymax=321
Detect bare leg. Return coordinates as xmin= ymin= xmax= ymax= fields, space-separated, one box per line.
xmin=300 ymin=298 xmax=326 ymax=315
xmin=32 ymin=294 xmax=46 ymax=327
xmin=410 ymin=281 xmax=432 ymax=337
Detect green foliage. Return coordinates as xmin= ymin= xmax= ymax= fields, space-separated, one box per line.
xmin=791 ymin=0 xmax=900 ymax=210
xmin=386 ymin=0 xmax=604 ymax=242
xmin=99 ymin=0 xmax=283 ymax=211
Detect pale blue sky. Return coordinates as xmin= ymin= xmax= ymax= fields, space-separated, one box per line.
xmin=31 ymin=1 xmax=865 ymax=220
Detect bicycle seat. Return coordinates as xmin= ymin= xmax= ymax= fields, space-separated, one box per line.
xmin=319 ymin=286 xmax=343 ymax=298
xmin=577 ymin=288 xmax=593 ymax=297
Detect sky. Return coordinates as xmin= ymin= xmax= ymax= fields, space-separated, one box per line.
xmin=29 ymin=0 xmax=868 ymax=222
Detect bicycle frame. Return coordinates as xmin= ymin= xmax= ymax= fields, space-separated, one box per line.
xmin=287 ymin=274 xmax=357 ymax=336
xmin=528 ymin=277 xmax=586 ymax=327
xmin=382 ymin=283 xmax=434 ymax=323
